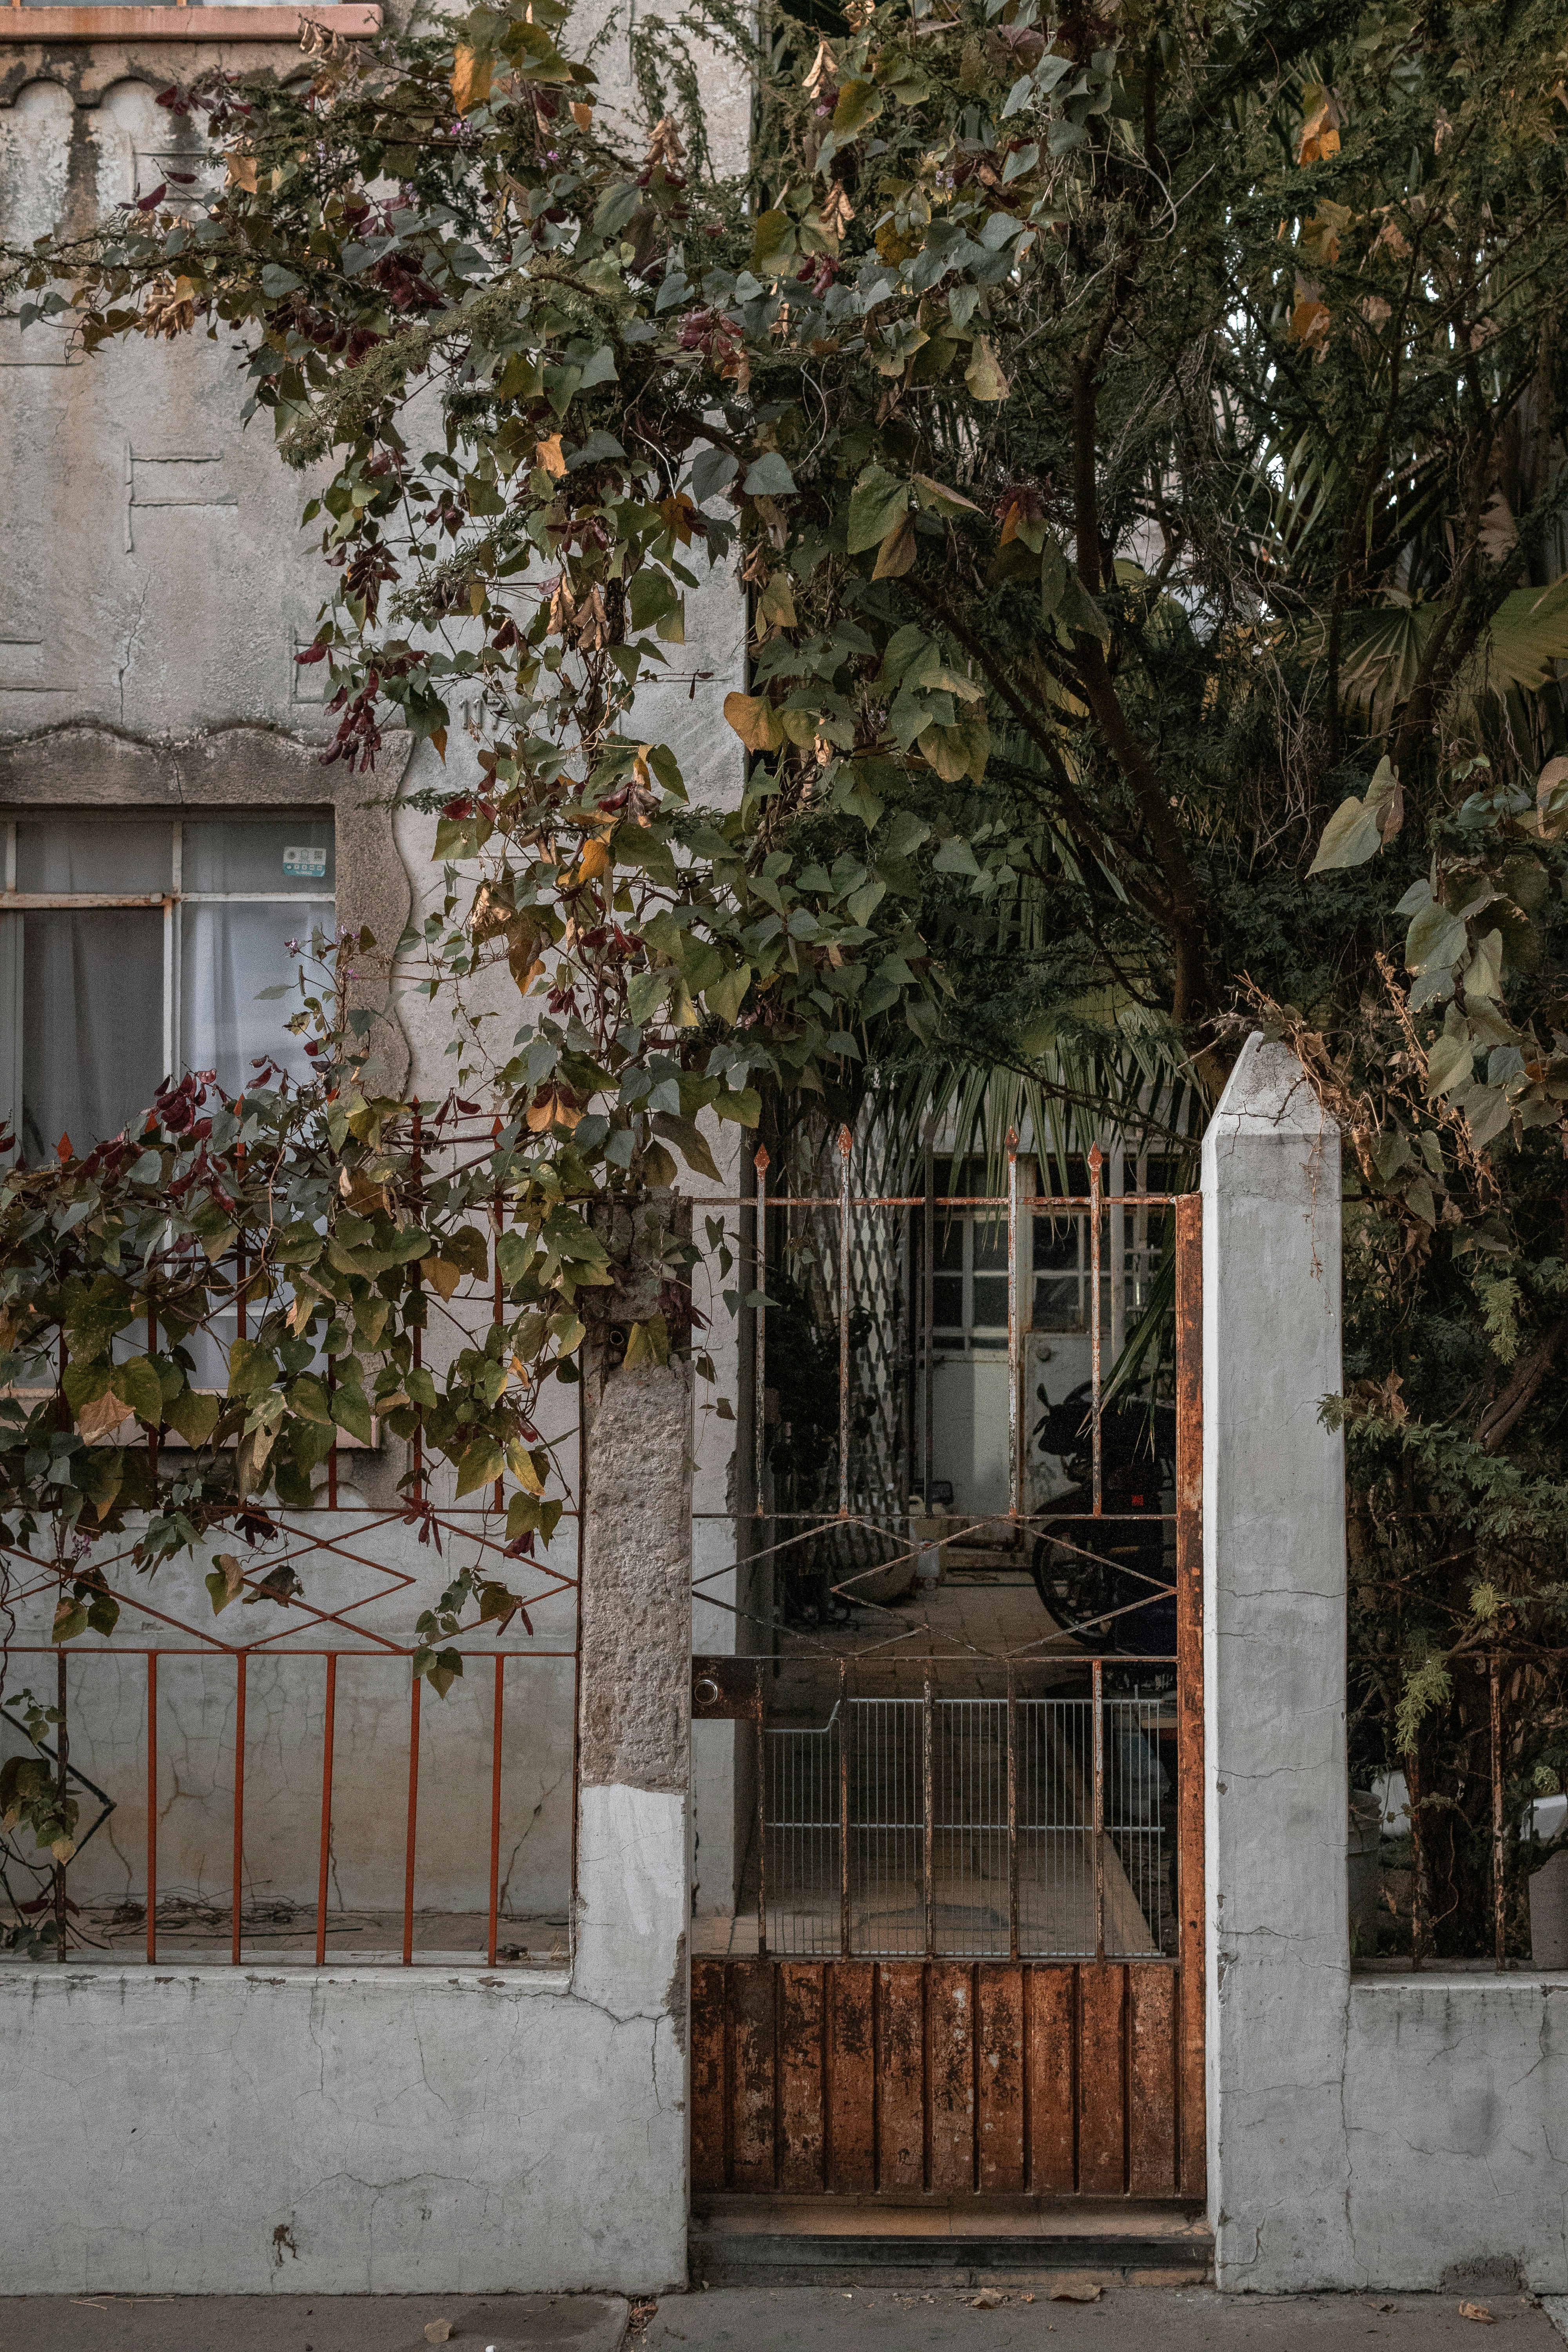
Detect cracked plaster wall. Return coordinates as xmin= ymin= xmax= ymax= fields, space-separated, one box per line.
xmin=0 ymin=20 xmax=739 ymax=2285
xmin=1203 ymin=1035 xmax=1568 ymax=2294
xmin=0 ymin=1945 xmax=686 ymax=2294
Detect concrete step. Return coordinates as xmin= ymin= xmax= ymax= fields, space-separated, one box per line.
xmin=690 ymin=2199 xmax=1213 ymax=2289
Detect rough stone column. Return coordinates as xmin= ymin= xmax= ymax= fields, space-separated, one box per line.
xmin=1202 ymin=1033 xmax=1351 ymax=2290
xmin=573 ymin=1359 xmax=692 ymax=2274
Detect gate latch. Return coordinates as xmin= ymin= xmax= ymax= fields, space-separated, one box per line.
xmin=691 ymin=1655 xmax=763 ymax=1720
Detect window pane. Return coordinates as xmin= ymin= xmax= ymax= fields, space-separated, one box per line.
xmin=934 ymin=1217 xmax=965 ymax=1272
xmin=971 ymin=1215 xmax=1007 ymax=1271
xmin=183 ymin=818 xmax=336 ymax=895
xmin=17 ymin=819 xmax=171 ymax=894
xmin=932 ymin=1274 xmax=964 ymax=1329
xmin=21 ymin=910 xmax=163 ymax=1156
xmin=1034 ymin=1275 xmax=1084 ymax=1332
xmin=1033 ymin=1212 xmax=1081 ymax=1272
xmin=181 ymin=904 xmax=319 ymax=1094
xmin=971 ymin=1273 xmax=1008 ymax=1328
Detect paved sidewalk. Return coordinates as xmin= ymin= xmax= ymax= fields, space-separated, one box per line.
xmin=648 ymin=2285 xmax=1561 ymax=2352
xmin=2 ymin=2284 xmax=1564 ymax=2352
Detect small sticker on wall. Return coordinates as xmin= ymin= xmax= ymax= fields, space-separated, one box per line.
xmin=283 ymin=846 xmax=328 ymax=878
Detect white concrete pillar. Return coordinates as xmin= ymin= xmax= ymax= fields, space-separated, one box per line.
xmin=1202 ymin=1032 xmax=1351 ymax=2290
xmin=575 ymin=1360 xmax=693 ymax=2283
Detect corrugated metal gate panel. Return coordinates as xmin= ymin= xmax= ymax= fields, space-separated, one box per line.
xmin=689 ymin=1958 xmax=1188 ymax=2198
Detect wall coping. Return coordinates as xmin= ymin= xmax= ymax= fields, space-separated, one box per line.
xmin=0 ymin=1960 xmax=573 ymax=1992
xmin=0 ymin=6 xmax=379 ymax=39
xmin=1350 ymin=1970 xmax=1568 ymax=1994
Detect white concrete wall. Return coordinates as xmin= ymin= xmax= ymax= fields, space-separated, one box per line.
xmin=0 ymin=1788 xmax=688 ymax=2294
xmin=0 ymin=15 xmax=744 ymax=2288
xmin=1203 ymin=1034 xmax=1568 ymax=2294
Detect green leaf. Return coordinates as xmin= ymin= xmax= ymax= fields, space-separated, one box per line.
xmin=1307 ymin=759 xmax=1399 ymax=876
xmin=713 ymin=1087 xmax=763 ymax=1127
xmin=653 ymin=1112 xmax=722 ymax=1183
xmin=1407 ymin=897 xmax=1469 ymax=975
xmin=706 ymin=962 xmax=753 ymax=1024
xmin=847 ymin=465 xmax=909 ymax=555
xmin=164 ymin=1387 xmax=220 ymax=1446
xmin=112 ymin=1356 xmax=165 ymax=1428
xmin=1425 ymin=1030 xmax=1474 ymax=1097
xmin=932 ymin=835 xmax=981 ymax=877
xmin=742 ymin=452 xmax=797 ymax=497
xmin=289 ymin=1374 xmax=334 ymax=1427
xmin=455 ymin=1437 xmax=506 ymax=1497
xmin=227 ymin=1337 xmax=276 ymax=1399
xmin=1056 ymin=568 xmax=1112 ymax=646
xmin=622 ymin=1312 xmax=671 ymax=1367
xmin=331 ymin=1384 xmax=374 ymax=1443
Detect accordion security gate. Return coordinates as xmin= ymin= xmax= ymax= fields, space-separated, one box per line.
xmin=691 ymin=1174 xmax=1203 ymax=2203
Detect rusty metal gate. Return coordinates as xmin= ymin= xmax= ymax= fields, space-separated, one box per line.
xmin=690 ymin=1150 xmax=1203 ymax=2203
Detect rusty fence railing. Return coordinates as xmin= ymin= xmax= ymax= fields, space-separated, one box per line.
xmin=2 ymin=1632 xmax=578 ymax=1967
xmin=0 ymin=1120 xmax=584 ymax=1969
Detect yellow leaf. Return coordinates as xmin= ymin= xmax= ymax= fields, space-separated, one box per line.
xmin=757 ymin=572 xmax=797 ymax=630
xmin=426 ymin=1258 xmax=463 ymax=1301
xmin=1296 ymin=89 xmax=1341 ymax=165
xmin=77 ymin=1391 xmax=132 ymax=1444
xmin=578 ymin=836 xmax=612 ymax=880
xmin=451 ymin=46 xmax=494 ymax=114
xmin=871 ymin=512 xmax=917 ymax=579
xmin=570 ymin=100 xmax=593 ymax=129
xmin=723 ymin=691 xmax=786 ymax=752
xmin=227 ymin=154 xmax=258 ymax=193
xmin=914 ymin=472 xmax=980 ymax=513
xmin=965 ymin=336 xmax=1009 ymax=402
xmin=535 ymin=432 xmax=567 ymax=478
xmin=1289 ymin=284 xmax=1331 ymax=353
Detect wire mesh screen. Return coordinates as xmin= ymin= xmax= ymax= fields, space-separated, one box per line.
xmin=762 ymin=1683 xmax=1172 ymax=1960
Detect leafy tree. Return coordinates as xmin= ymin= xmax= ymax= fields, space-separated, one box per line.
xmin=7 ymin=0 xmax=1568 ymax=1950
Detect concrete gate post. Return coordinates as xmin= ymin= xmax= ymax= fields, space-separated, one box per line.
xmin=575 ymin=1360 xmax=693 ymax=2281
xmin=1201 ymin=1033 xmax=1351 ymax=2290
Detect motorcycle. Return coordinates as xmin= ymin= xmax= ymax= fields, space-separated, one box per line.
xmin=1029 ymin=1381 xmax=1177 ymax=1657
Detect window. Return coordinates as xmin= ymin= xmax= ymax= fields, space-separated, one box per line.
xmin=929 ymin=1157 xmax=1011 ymax=1352
xmin=0 ymin=813 xmax=335 ymax=1159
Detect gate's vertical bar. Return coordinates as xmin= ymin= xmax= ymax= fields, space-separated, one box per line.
xmin=839 ymin=1660 xmax=851 ymax=1956
xmin=756 ymin=1679 xmax=768 ymax=1958
xmin=923 ymin=1673 xmax=935 ymax=1959
xmin=410 ymin=1109 xmax=424 ymax=1503
xmin=145 ymin=1651 xmax=158 ymax=1965
xmin=1088 ymin=1145 xmax=1103 ymax=1515
xmin=922 ymin=1123 xmax=935 ymax=1504
xmin=403 ymin=1673 xmax=422 ymax=1965
xmin=838 ymin=1125 xmax=852 ymax=1519
xmin=1007 ymin=1660 xmax=1019 ymax=1962
xmin=326 ymin=1356 xmax=339 ymax=1509
xmin=1408 ymin=1749 xmax=1425 ymax=1971
xmin=1007 ymin=1129 xmax=1021 ymax=1521
xmin=488 ymin=1653 xmax=505 ymax=1967
xmin=493 ymin=1128 xmax=506 ymax=1517
xmin=1491 ymin=1654 xmax=1506 ymax=1973
xmin=754 ymin=1148 xmax=769 ymax=1518
xmin=316 ymin=1653 xmax=337 ymax=1965
xmin=1091 ymin=1657 xmax=1105 ymax=1964
xmin=231 ymin=1653 xmax=247 ymax=1965
xmin=52 ymin=1650 xmax=67 ymax=1960
xmin=1174 ymin=1190 xmax=1206 ymax=2194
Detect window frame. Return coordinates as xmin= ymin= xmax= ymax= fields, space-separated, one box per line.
xmin=1 ymin=809 xmax=335 ymax=1152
